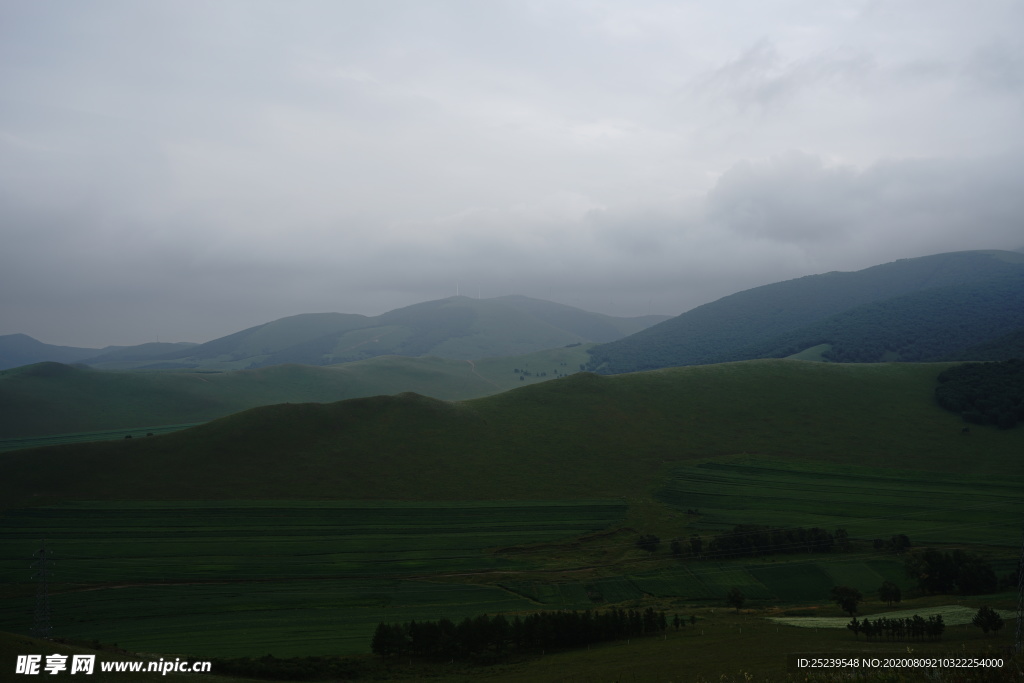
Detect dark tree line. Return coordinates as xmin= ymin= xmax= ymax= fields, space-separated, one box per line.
xmin=904 ymin=549 xmax=999 ymax=595
xmin=847 ymin=614 xmax=945 ymax=642
xmin=935 ymin=358 xmax=1024 ymax=429
xmin=372 ymin=608 xmax=669 ymax=660
xmin=704 ymin=524 xmax=839 ymax=558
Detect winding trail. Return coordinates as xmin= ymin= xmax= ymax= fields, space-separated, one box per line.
xmin=465 ymin=359 xmax=503 ymax=389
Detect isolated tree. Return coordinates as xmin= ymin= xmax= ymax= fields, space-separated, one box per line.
xmin=831 ymin=586 xmax=863 ymax=616
xmin=878 ymin=580 xmax=902 ymax=606
xmin=726 ymin=587 xmax=745 ymax=613
xmin=670 ymin=539 xmax=683 ymax=557
xmin=971 ymin=606 xmax=1004 ymax=635
xmin=889 ymin=534 xmax=911 ymax=554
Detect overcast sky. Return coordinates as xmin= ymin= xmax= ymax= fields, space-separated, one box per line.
xmin=2 ymin=1 xmax=1023 ymax=347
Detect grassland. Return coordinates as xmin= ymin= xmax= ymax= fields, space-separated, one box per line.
xmin=1 ymin=360 xmax=1020 ymax=676
xmin=0 ymin=344 xmax=591 ymax=441
xmin=0 ymin=501 xmax=625 ymax=656
xmin=4 ymin=360 xmax=1021 ymax=507
xmin=656 ymin=456 xmax=1023 ymax=547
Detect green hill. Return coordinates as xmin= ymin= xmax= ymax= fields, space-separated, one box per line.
xmin=587 ymin=250 xmax=1024 ymax=373
xmin=3 ymin=360 xmax=1020 ymax=507
xmin=0 ymin=345 xmax=591 ymax=440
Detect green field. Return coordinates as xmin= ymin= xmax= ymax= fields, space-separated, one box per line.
xmin=0 ymin=500 xmax=625 ymax=656
xmin=2 ymin=360 xmax=1021 ymax=675
xmin=657 ymin=456 xmax=1023 ymax=546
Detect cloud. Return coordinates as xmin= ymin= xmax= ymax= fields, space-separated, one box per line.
xmin=2 ymin=1 xmax=1024 ymax=346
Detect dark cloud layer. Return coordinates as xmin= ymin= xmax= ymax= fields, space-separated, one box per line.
xmin=2 ymin=1 xmax=1022 ymax=346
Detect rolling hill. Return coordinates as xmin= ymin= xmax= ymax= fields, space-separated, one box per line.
xmin=2 ymin=360 xmax=1019 ymax=668
xmin=0 ymin=344 xmax=591 ymax=440
xmin=3 ymin=359 xmax=1021 ymax=507
xmin=78 ymin=296 xmax=668 ymax=371
xmin=586 ymin=250 xmax=1024 ymax=373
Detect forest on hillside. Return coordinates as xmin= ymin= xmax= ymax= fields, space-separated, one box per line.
xmin=935 ymin=358 xmax=1024 ymax=429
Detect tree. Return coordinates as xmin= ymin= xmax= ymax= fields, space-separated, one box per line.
xmin=830 ymin=586 xmax=862 ymax=616
xmin=889 ymin=534 xmax=911 ymax=554
xmin=726 ymin=587 xmax=745 ymax=613
xmin=846 ymin=617 xmax=861 ymax=639
xmin=971 ymin=606 xmax=1004 ymax=635
xmin=878 ymin=580 xmax=902 ymax=606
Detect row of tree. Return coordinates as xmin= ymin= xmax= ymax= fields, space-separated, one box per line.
xmin=847 ymin=614 xmax=945 ymax=641
xmin=702 ymin=524 xmax=841 ymax=558
xmin=904 ymin=549 xmax=999 ymax=595
xmin=372 ymin=607 xmax=671 ymax=660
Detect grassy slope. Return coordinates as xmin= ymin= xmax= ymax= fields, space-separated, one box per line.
xmin=3 ymin=360 xmax=1021 ymax=508
xmin=0 ymin=346 xmax=591 ymax=440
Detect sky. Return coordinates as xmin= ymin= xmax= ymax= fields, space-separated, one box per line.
xmin=2 ymin=0 xmax=1023 ymax=348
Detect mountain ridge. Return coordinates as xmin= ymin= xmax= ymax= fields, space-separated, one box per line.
xmin=0 ymin=296 xmax=668 ymax=371
xmin=586 ymin=249 xmax=1024 ymax=373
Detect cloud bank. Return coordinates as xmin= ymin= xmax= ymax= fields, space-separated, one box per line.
xmin=2 ymin=0 xmax=1022 ymax=346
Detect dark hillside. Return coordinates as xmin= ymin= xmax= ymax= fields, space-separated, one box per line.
xmin=728 ymin=271 xmax=1024 ymax=362
xmin=587 ymin=250 xmax=1024 ymax=373
xmin=946 ymin=327 xmax=1024 ymax=360
xmin=2 ymin=360 xmax=1020 ymax=507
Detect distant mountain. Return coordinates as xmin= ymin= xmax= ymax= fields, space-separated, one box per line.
xmin=0 ymin=334 xmax=103 ymax=370
xmin=492 ymin=295 xmax=668 ymax=341
xmin=79 ymin=342 xmax=198 ymax=365
xmin=111 ymin=296 xmax=669 ymax=371
xmin=586 ymin=250 xmax=1024 ymax=373
xmin=0 ymin=335 xmax=197 ymax=371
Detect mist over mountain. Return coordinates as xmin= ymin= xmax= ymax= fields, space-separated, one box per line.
xmin=0 ymin=296 xmax=667 ymax=372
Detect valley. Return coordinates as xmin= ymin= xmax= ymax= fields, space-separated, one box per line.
xmin=2 ymin=251 xmax=1022 ymax=681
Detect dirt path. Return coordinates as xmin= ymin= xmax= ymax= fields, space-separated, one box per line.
xmin=465 ymin=359 xmax=503 ymax=389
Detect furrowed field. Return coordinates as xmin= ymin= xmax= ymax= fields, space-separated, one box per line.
xmin=2 ymin=456 xmax=1017 ymax=660
xmin=657 ymin=455 xmax=1024 ymax=547
xmin=0 ymin=500 xmax=624 ymax=656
